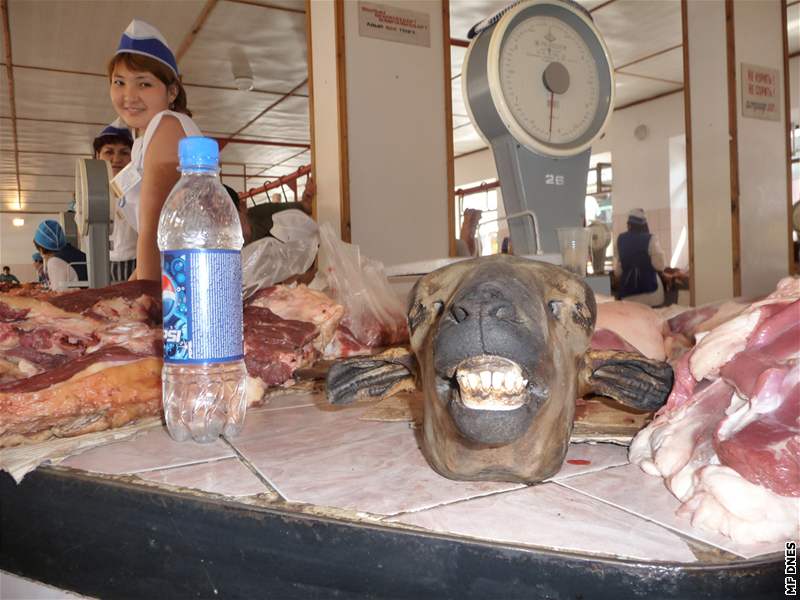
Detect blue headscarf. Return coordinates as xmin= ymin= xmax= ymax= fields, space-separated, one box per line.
xmin=32 ymin=252 xmax=42 ymax=262
xmin=116 ymin=20 xmax=178 ymax=77
xmin=34 ymin=220 xmax=66 ymax=252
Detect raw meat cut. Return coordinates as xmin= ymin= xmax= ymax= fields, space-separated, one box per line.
xmin=595 ymin=300 xmax=667 ymax=361
xmin=249 ymin=284 xmax=344 ymax=352
xmin=630 ymin=277 xmax=800 ymax=543
xmin=0 ymin=281 xmax=345 ymax=447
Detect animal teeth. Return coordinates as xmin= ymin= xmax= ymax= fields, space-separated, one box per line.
xmin=492 ymin=371 xmax=504 ymax=388
xmin=468 ymin=373 xmax=480 ymax=389
xmin=480 ymin=371 xmax=492 ymax=388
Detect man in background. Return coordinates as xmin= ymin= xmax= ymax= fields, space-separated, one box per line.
xmin=0 ymin=266 xmax=20 ymax=285
xmin=93 ymin=121 xmax=135 ymax=282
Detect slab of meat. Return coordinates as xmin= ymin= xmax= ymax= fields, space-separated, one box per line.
xmin=0 ymin=282 xmax=334 ymax=447
xmin=249 ymin=284 xmax=344 ymax=353
xmin=0 ymin=348 xmax=161 ymax=447
xmin=630 ymin=277 xmax=800 ymax=543
xmin=243 ymin=305 xmax=318 ymax=386
xmin=595 ymin=301 xmax=667 ymax=361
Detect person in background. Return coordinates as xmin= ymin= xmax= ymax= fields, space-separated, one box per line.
xmin=33 ymin=220 xmax=87 ymax=291
xmin=246 ymin=177 xmax=315 ymax=244
xmin=93 ymin=121 xmax=136 ymax=281
xmin=500 ymin=236 xmax=512 ymax=255
xmin=223 ymin=184 xmax=253 ymax=245
xmin=109 ymin=19 xmax=202 ymax=281
xmin=271 ymin=192 xmax=282 ymax=204
xmin=0 ymin=266 xmax=20 ymax=285
xmin=32 ymin=252 xmax=47 ymax=285
xmin=613 ymin=208 xmax=666 ymax=306
xmin=455 ymin=208 xmax=483 ymax=257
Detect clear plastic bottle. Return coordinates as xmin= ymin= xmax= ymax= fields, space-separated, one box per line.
xmin=157 ymin=136 xmax=247 ymax=443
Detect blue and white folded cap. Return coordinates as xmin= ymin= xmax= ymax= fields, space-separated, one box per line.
xmin=96 ymin=118 xmax=133 ymax=145
xmin=116 ymin=19 xmax=178 ymax=77
xmin=32 ymin=252 xmax=42 ymax=262
xmin=34 ymin=220 xmax=66 ymax=252
xmin=627 ymin=208 xmax=647 ymax=225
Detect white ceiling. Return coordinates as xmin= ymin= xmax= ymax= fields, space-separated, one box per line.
xmin=0 ymin=0 xmax=797 ymax=213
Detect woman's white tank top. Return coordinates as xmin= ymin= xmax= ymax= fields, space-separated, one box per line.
xmin=119 ymin=110 xmax=202 ymax=232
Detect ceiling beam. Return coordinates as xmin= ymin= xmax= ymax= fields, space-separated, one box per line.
xmin=590 ymin=0 xmax=619 ymax=12
xmin=225 ymin=78 xmax=308 ymax=140
xmin=213 ymin=137 xmax=310 ymax=149
xmin=176 ymin=0 xmax=220 ymax=63
xmin=1 ymin=0 xmax=21 ymax=209
xmin=225 ymin=0 xmax=306 ymax=14
xmin=615 ymin=72 xmax=682 ymax=85
xmin=614 ymin=43 xmax=683 ymax=71
xmin=1 ymin=64 xmax=307 ymax=97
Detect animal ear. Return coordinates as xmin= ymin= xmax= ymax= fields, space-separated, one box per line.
xmin=577 ymin=349 xmax=673 ymax=411
xmin=326 ymin=347 xmax=417 ymax=405
xmin=546 ymin=277 xmax=596 ymax=337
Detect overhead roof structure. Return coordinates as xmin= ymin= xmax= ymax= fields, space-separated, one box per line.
xmin=1 ymin=0 xmax=798 ymax=213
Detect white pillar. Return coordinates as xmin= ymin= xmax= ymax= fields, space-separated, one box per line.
xmin=684 ymin=0 xmax=791 ymax=304
xmin=307 ymin=0 xmax=452 ymax=267
xmin=734 ymin=0 xmax=792 ymax=297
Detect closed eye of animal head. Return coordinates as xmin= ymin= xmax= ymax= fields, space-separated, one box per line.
xmin=408 ymin=300 xmax=444 ymax=335
xmin=548 ymin=299 xmax=563 ymax=320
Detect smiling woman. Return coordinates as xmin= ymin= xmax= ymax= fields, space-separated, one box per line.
xmin=106 ymin=19 xmax=202 ymax=282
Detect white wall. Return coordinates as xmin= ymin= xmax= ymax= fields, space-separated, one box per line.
xmin=452 ymin=91 xmax=686 ymax=263
xmin=0 ymin=212 xmax=60 ymax=283
xmin=344 ymin=0 xmax=449 ymax=266
xmin=735 ymin=0 xmax=791 ymax=296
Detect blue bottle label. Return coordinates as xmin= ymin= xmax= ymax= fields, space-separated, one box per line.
xmin=161 ymin=249 xmax=243 ymax=364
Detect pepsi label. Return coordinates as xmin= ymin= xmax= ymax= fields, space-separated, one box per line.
xmin=161 ymin=249 xmax=244 ymax=364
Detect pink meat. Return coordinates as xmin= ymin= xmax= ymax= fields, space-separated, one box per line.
xmin=589 ymin=328 xmax=638 ymax=353
xmin=714 ymin=366 xmax=799 ymax=497
xmin=595 ymin=300 xmax=666 ymax=360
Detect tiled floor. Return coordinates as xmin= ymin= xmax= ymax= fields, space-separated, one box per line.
xmin=61 ymin=426 xmax=235 ymax=475
xmin=137 ymin=457 xmax=269 ymax=497
xmin=389 ymin=483 xmax=699 ymax=563
xmin=558 ymin=463 xmax=787 ymax=559
xmin=55 ymin=393 xmax=781 ymax=563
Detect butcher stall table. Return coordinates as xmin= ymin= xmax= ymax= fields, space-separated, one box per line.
xmin=0 ymin=389 xmax=785 ymax=599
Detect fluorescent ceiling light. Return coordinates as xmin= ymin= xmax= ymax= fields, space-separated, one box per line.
xmin=12 ymin=217 xmax=25 ymax=227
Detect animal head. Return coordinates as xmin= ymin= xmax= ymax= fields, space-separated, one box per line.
xmin=407 ymin=255 xmax=596 ymax=482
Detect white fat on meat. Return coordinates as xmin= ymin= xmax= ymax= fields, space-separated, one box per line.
xmin=629 ymin=379 xmax=733 ymax=486
xmin=677 ymin=465 xmax=800 ymax=544
xmin=689 ymin=309 xmax=762 ymax=381
xmin=595 ymin=301 xmax=667 ymax=361
xmin=249 ymin=285 xmax=345 ymax=353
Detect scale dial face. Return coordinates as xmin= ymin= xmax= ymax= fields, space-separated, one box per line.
xmin=484 ymin=2 xmax=614 ymax=157
xmin=500 ymin=16 xmax=598 ymax=146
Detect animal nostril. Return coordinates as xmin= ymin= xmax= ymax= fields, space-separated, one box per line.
xmin=493 ymin=304 xmax=515 ymax=320
xmin=451 ymin=305 xmax=469 ymax=323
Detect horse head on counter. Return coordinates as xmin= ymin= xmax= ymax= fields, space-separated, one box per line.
xmin=327 ymin=255 xmax=672 ymax=483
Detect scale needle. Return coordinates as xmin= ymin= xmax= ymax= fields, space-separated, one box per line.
xmin=548 ymin=91 xmax=554 ymax=141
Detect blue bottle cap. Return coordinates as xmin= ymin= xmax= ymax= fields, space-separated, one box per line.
xmin=179 ymin=136 xmax=219 ymax=169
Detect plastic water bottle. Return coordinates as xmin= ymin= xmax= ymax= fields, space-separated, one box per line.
xmin=157 ymin=137 xmax=247 ymax=443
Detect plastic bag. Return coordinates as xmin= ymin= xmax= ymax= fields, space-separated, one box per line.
xmin=271 ymin=209 xmax=319 ymax=243
xmin=317 ymin=223 xmax=408 ymax=347
xmin=241 ymin=210 xmax=319 ymax=299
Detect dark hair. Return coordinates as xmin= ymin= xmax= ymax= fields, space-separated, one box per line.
xmin=2 ymin=266 xmax=9 ymax=272
xmin=108 ymin=53 xmax=191 ymax=117
xmin=223 ymin=185 xmax=241 ymax=210
xmin=627 ymin=221 xmax=650 ymax=234
xmin=93 ymin=134 xmax=133 ymax=156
